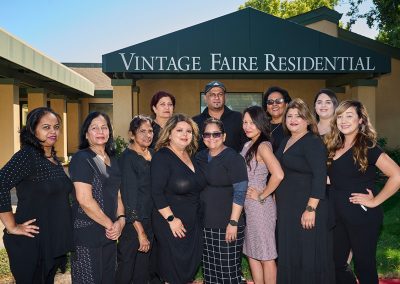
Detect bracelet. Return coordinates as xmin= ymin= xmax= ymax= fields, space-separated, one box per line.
xmin=258 ymin=195 xmax=266 ymax=204
xmin=116 ymin=214 xmax=126 ymax=220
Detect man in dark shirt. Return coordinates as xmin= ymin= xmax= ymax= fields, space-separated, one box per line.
xmin=193 ymin=81 xmax=247 ymax=152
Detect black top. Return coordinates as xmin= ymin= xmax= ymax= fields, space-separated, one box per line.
xmin=151 ymin=147 xmax=206 ymax=283
xmin=0 ymin=145 xmax=73 ymax=260
xmin=270 ymin=123 xmax=287 ymax=153
xmin=328 ymin=144 xmax=383 ymax=194
xmin=193 ymin=106 xmax=247 ymax=152
xmin=69 ymin=148 xmax=121 ymax=247
xmin=150 ymin=122 xmax=162 ymax=149
xmin=328 ymin=144 xmax=384 ymax=224
xmin=119 ymin=148 xmax=154 ymax=223
xmin=196 ymin=147 xmax=248 ymax=228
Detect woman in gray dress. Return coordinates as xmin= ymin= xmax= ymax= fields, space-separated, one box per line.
xmin=241 ymin=106 xmax=284 ymax=284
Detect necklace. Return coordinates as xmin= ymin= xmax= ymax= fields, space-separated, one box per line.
xmin=90 ymin=147 xmax=107 ymax=162
xmin=271 ymin=123 xmax=281 ymax=134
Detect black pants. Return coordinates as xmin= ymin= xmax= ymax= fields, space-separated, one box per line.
xmin=116 ymin=219 xmax=154 ymax=284
xmin=3 ymin=232 xmax=66 ymax=284
xmin=333 ymin=215 xmax=382 ymax=284
xmin=72 ymin=241 xmax=117 ymax=284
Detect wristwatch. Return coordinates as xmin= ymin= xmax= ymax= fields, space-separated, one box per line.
xmin=229 ymin=219 xmax=238 ymax=226
xmin=305 ymin=205 xmax=316 ymax=212
xmin=166 ymin=215 xmax=175 ymax=222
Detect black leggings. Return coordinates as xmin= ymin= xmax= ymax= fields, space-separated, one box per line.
xmin=333 ymin=216 xmax=382 ymax=284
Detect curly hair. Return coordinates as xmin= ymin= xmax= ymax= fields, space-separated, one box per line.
xmin=325 ymin=100 xmax=377 ymax=172
xmin=155 ymin=114 xmax=199 ymax=157
xmin=282 ymin=98 xmax=318 ymax=135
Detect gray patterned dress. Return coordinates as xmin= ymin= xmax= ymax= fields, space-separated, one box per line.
xmin=241 ymin=141 xmax=277 ymax=260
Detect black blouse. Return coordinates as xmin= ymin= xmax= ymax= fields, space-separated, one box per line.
xmin=0 ymin=145 xmax=73 ymax=259
xmin=69 ymin=148 xmax=121 ymax=247
xmin=196 ymin=147 xmax=248 ymax=228
xmin=119 ymin=148 xmax=154 ymax=223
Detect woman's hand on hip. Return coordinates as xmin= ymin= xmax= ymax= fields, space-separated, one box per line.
xmin=6 ymin=218 xmax=39 ymax=238
xmin=349 ymin=188 xmax=376 ymax=208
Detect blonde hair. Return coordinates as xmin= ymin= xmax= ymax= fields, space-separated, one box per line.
xmin=282 ymin=98 xmax=318 ymax=135
xmin=325 ymin=100 xmax=377 ymax=172
xmin=155 ymin=114 xmax=199 ymax=156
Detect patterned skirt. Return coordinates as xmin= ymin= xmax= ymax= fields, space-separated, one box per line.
xmin=202 ymin=226 xmax=245 ymax=284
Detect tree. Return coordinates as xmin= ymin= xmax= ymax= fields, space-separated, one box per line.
xmin=346 ymin=0 xmax=400 ymax=48
xmin=238 ymin=0 xmax=339 ymax=19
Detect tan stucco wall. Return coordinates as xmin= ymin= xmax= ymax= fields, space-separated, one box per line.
xmin=376 ymin=58 xmax=400 ymax=147
xmin=0 ymin=83 xmax=20 ymax=167
xmin=306 ymin=20 xmax=338 ymax=37
xmin=67 ymin=102 xmax=81 ymax=154
xmin=136 ymin=79 xmax=327 ymax=117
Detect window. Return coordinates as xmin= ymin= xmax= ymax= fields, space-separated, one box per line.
xmin=200 ymin=92 xmax=262 ymax=113
xmin=89 ymin=103 xmax=113 ymax=123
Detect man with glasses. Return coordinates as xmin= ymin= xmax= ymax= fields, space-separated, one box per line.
xmin=263 ymin=86 xmax=292 ymax=152
xmin=193 ymin=81 xmax=246 ymax=152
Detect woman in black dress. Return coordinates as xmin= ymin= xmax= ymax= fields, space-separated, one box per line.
xmin=116 ymin=115 xmax=155 ymax=284
xmin=149 ymin=91 xmax=175 ymax=148
xmin=69 ymin=112 xmax=125 ymax=283
xmin=151 ymin=114 xmax=205 ymax=284
xmin=325 ymin=100 xmax=400 ymax=284
xmin=196 ymin=118 xmax=248 ymax=284
xmin=275 ymin=98 xmax=334 ymax=283
xmin=0 ymin=107 xmax=73 ymax=283
xmin=263 ymin=86 xmax=292 ymax=152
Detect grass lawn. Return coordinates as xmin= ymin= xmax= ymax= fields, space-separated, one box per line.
xmin=0 ymin=193 xmax=399 ymax=281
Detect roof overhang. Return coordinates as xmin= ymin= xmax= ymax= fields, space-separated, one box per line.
xmin=0 ymin=28 xmax=94 ymax=97
xmin=102 ymin=8 xmax=391 ymax=80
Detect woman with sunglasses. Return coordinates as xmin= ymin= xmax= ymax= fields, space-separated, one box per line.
xmin=263 ymin=86 xmax=292 ymax=152
xmin=241 ymin=106 xmax=284 ymax=284
xmin=196 ymin=118 xmax=248 ymax=283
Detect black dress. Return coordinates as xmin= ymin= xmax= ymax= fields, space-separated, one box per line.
xmin=69 ymin=148 xmax=121 ymax=283
xmin=328 ymin=144 xmax=383 ymax=284
xmin=116 ymin=148 xmax=154 ymax=284
xmin=151 ymin=147 xmax=205 ymax=284
xmin=150 ymin=122 xmax=162 ymax=149
xmin=0 ymin=145 xmax=73 ymax=283
xmin=275 ymin=132 xmax=334 ymax=284
xmin=270 ymin=123 xmax=286 ymax=153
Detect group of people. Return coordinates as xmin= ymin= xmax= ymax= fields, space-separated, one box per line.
xmin=0 ymin=80 xmax=399 ymax=284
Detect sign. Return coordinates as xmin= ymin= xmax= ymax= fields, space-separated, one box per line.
xmin=103 ymin=8 xmax=391 ymax=75
xmin=118 ymin=52 xmax=377 ymax=72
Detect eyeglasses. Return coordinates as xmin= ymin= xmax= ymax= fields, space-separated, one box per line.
xmin=267 ymin=98 xmax=285 ymax=105
xmin=203 ymin=132 xmax=223 ymax=139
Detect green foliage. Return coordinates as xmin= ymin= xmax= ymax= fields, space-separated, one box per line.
xmin=0 ymin=249 xmax=11 ymax=277
xmin=239 ymin=0 xmax=338 ymax=18
xmin=345 ymin=0 xmax=400 ymax=48
xmin=114 ymin=136 xmax=128 ymax=158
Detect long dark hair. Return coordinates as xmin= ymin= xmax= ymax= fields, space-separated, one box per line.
xmin=20 ymin=107 xmax=61 ymax=157
xmin=243 ymin=106 xmax=271 ymax=170
xmin=79 ymin=112 xmax=116 ymax=156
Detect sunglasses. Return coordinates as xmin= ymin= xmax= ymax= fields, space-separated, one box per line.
xmin=203 ymin=132 xmax=223 ymax=139
xmin=267 ymin=98 xmax=285 ymax=105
